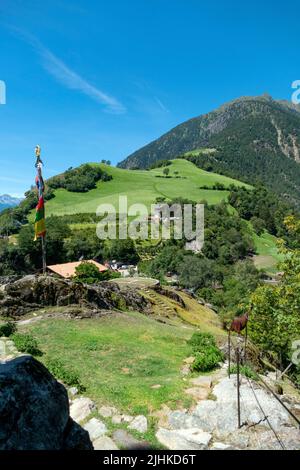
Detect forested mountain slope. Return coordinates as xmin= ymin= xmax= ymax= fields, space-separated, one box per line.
xmin=119 ymin=95 xmax=300 ymax=206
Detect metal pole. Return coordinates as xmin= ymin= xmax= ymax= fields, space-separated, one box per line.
xmin=35 ymin=145 xmax=47 ymax=275
xmin=244 ymin=324 xmax=248 ymax=364
xmin=41 ymin=236 xmax=47 ymax=275
xmin=259 ymin=375 xmax=300 ymax=428
xmin=278 ymin=362 xmax=293 ymax=381
xmin=228 ymin=330 xmax=231 ymax=378
xmin=237 ymin=346 xmax=241 ymax=428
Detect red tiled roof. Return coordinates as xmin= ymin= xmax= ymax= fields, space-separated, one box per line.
xmin=47 ymin=260 xmax=108 ymax=278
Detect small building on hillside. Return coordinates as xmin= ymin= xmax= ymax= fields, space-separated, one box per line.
xmin=47 ymin=260 xmax=108 ymax=279
xmin=105 ymin=260 xmax=138 ymax=277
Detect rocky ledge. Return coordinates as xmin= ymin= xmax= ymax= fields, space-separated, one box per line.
xmin=0 ymin=274 xmax=151 ymax=318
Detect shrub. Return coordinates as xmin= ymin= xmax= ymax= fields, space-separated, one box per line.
xmin=0 ymin=321 xmax=17 ymax=337
xmin=191 ymin=346 xmax=223 ymax=372
xmin=187 ymin=332 xmax=216 ymax=352
xmin=12 ymin=333 xmax=43 ymax=356
xmin=47 ymin=164 xmax=112 ymax=193
xmin=45 ymin=358 xmax=85 ymax=392
xmin=187 ymin=331 xmax=223 ymax=372
xmin=74 ymin=261 xmax=120 ymax=284
xmin=149 ymin=159 xmax=171 ymax=169
xmin=74 ymin=261 xmax=103 ymax=284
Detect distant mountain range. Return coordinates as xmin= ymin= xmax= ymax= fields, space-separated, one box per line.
xmin=118 ymin=95 xmax=300 ymax=207
xmin=0 ymin=194 xmax=23 ymax=213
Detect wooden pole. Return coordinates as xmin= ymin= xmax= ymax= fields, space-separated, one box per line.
xmin=237 ymin=346 xmax=241 ymax=429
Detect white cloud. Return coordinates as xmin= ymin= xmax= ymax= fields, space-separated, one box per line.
xmin=40 ymin=48 xmax=126 ymax=114
xmin=154 ymin=96 xmax=169 ymax=113
xmin=0 ymin=176 xmax=26 ymax=183
xmin=13 ymin=28 xmax=126 ymax=114
xmin=131 ymin=79 xmax=169 ymax=115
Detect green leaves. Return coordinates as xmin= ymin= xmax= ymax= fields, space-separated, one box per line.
xmin=249 ymin=217 xmax=300 ymax=362
xmin=187 ymin=332 xmax=224 ymax=372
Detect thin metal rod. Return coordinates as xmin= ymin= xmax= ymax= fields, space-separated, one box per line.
xmin=259 ymin=376 xmax=300 ymax=428
xmin=244 ymin=324 xmax=248 ymax=363
xmin=246 ymin=375 xmax=285 ymax=449
xmin=278 ymin=362 xmax=293 ymax=381
xmin=237 ymin=346 xmax=241 ymax=429
xmin=228 ymin=330 xmax=231 ymax=378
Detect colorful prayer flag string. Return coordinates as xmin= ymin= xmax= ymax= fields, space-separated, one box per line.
xmin=34 ymin=147 xmax=46 ymax=241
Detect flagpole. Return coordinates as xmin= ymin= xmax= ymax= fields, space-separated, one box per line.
xmin=34 ymin=145 xmax=47 ymax=275
xmin=41 ymin=236 xmax=47 ymax=275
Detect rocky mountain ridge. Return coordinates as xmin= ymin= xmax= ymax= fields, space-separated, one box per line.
xmin=119 ymin=95 xmax=300 ymax=206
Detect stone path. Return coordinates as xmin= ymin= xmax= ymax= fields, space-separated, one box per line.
xmin=155 ymin=365 xmax=300 ymax=450
xmin=69 ymin=393 xmax=151 ymax=450
xmin=68 ymin=364 xmax=300 ymax=451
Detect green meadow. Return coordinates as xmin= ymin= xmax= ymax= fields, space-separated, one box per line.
xmin=20 ymin=310 xmax=193 ymax=414
xmin=44 ymin=159 xmax=251 ymax=217
xmin=252 ymin=230 xmax=284 ymax=273
xmin=29 ymin=158 xmax=283 ymax=272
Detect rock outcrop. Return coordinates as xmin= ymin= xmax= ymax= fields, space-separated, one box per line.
xmin=157 ymin=370 xmax=300 ymax=450
xmin=0 ymin=275 xmax=151 ymax=317
xmin=0 ymin=355 xmax=93 ymax=450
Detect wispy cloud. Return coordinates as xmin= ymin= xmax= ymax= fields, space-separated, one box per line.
xmin=154 ymin=96 xmax=169 ymax=113
xmin=132 ymin=79 xmax=169 ymax=115
xmin=12 ymin=28 xmax=126 ymax=114
xmin=0 ymin=175 xmax=26 ymax=183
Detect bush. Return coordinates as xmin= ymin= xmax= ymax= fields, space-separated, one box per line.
xmin=191 ymin=346 xmax=224 ymax=372
xmin=187 ymin=332 xmax=216 ymax=352
xmin=149 ymin=159 xmax=171 ymax=169
xmin=47 ymin=164 xmax=112 ymax=193
xmin=0 ymin=321 xmax=17 ymax=337
xmin=74 ymin=261 xmax=120 ymax=284
xmin=45 ymin=358 xmax=85 ymax=392
xmin=229 ymin=364 xmax=259 ymax=380
xmin=74 ymin=261 xmax=103 ymax=284
xmin=187 ymin=331 xmax=223 ymax=372
xmin=12 ymin=333 xmax=43 ymax=356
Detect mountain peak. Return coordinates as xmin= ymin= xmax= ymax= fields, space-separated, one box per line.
xmin=0 ymin=194 xmax=23 ymax=213
xmin=118 ymin=95 xmax=300 ymax=207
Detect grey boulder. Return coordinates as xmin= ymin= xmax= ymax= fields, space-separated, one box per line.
xmin=0 ymin=355 xmax=92 ymax=450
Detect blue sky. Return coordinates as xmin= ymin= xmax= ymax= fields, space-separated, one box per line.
xmin=0 ymin=0 xmax=299 ymax=196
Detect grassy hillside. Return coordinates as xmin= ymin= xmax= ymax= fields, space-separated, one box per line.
xmin=20 ymin=299 xmax=225 ymax=414
xmin=252 ymin=231 xmax=284 ymax=273
xmin=42 ymin=159 xmax=251 ymax=217
xmin=28 ymin=159 xmax=285 ymax=271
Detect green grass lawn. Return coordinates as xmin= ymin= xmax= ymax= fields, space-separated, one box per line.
xmin=21 ymin=310 xmax=194 ymax=415
xmin=252 ymin=229 xmax=284 ymax=273
xmin=41 ymin=159 xmax=251 ymax=217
